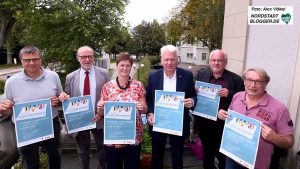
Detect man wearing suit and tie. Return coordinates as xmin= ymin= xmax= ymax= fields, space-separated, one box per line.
xmin=146 ymin=45 xmax=197 ymax=169
xmin=59 ymin=46 xmax=110 ymax=169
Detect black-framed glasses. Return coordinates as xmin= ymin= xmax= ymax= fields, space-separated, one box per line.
xmin=244 ymin=79 xmax=265 ymax=86
xmin=22 ymin=58 xmax=41 ymax=63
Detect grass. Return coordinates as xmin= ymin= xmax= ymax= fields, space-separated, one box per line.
xmin=0 ymin=64 xmax=21 ymax=69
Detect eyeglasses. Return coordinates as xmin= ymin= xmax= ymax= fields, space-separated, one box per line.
xmin=78 ymin=55 xmax=94 ymax=60
xmin=244 ymin=79 xmax=265 ymax=86
xmin=22 ymin=58 xmax=41 ymax=63
xmin=210 ymin=59 xmax=225 ymax=63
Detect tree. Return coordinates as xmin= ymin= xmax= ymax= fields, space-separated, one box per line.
xmin=131 ymin=20 xmax=166 ymax=56
xmin=165 ymin=18 xmax=183 ymax=46
xmin=12 ymin=0 xmax=128 ymax=73
xmin=103 ymin=25 xmax=132 ymax=59
xmin=0 ymin=0 xmax=32 ymax=64
xmin=167 ymin=0 xmax=225 ymax=51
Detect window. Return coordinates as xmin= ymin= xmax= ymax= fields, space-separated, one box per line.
xmin=187 ymin=53 xmax=193 ymax=59
xmin=202 ymin=53 xmax=207 ymax=60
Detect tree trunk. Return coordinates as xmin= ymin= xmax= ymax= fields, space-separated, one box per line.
xmin=6 ymin=48 xmax=12 ymax=64
xmin=0 ymin=10 xmax=16 ymax=48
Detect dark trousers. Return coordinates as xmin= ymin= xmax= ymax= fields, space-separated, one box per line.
xmin=225 ymin=157 xmax=247 ymax=169
xmin=197 ymin=119 xmax=225 ymax=169
xmin=105 ymin=144 xmax=141 ymax=169
xmin=19 ymin=116 xmax=61 ymax=169
xmin=75 ymin=128 xmax=105 ymax=169
xmin=151 ymin=132 xmax=185 ymax=169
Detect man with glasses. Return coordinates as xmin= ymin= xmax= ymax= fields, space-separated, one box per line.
xmin=59 ymin=46 xmax=109 ymax=169
xmin=193 ymin=49 xmax=244 ymax=169
xmin=0 ymin=46 xmax=63 ymax=169
xmin=218 ymin=67 xmax=294 ymax=169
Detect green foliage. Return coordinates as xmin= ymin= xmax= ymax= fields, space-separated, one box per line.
xmin=141 ymin=125 xmax=152 ymax=155
xmin=13 ymin=150 xmax=48 ymax=169
xmin=103 ymin=26 xmax=132 ymax=56
xmin=136 ymin=56 xmax=151 ymax=86
xmin=166 ymin=18 xmax=183 ymax=46
xmin=131 ymin=20 xmax=166 ymax=56
xmin=3 ymin=0 xmax=128 ymax=75
xmin=147 ymin=55 xmax=161 ymax=65
xmin=0 ymin=80 xmax=5 ymax=94
xmin=167 ymin=0 xmax=225 ymax=51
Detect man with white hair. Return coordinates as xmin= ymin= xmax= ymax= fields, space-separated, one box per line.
xmin=146 ymin=44 xmax=197 ymax=169
xmin=193 ymin=49 xmax=244 ymax=169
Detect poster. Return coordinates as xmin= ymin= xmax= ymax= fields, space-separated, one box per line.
xmin=192 ymin=81 xmax=221 ymax=121
xmin=14 ymin=99 xmax=53 ymax=147
xmin=62 ymin=95 xmax=95 ymax=134
xmin=104 ymin=101 xmax=136 ymax=144
xmin=220 ymin=109 xmax=261 ymax=169
xmin=153 ymin=90 xmax=185 ymax=136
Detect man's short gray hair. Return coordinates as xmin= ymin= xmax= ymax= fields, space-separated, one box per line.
xmin=160 ymin=45 xmax=179 ymax=58
xmin=19 ymin=46 xmax=42 ymax=60
xmin=242 ymin=67 xmax=270 ymax=84
xmin=209 ymin=49 xmax=227 ymax=60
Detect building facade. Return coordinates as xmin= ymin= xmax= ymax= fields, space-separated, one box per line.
xmin=177 ymin=43 xmax=210 ymax=65
xmin=222 ymin=0 xmax=300 ymax=168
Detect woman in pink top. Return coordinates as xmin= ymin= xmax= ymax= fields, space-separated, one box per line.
xmin=97 ymin=53 xmax=148 ymax=169
xmin=218 ymin=67 xmax=294 ymax=169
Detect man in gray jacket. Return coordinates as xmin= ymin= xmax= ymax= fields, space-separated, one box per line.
xmin=59 ymin=46 xmax=110 ymax=169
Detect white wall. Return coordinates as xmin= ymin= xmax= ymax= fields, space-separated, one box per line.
xmin=246 ymin=0 xmax=300 ymax=106
xmin=178 ymin=44 xmax=209 ymax=65
xmin=223 ymin=0 xmax=300 ymax=168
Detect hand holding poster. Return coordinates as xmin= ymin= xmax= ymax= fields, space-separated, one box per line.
xmin=62 ymin=95 xmax=96 ymax=134
xmin=219 ymin=109 xmax=262 ymax=169
xmin=192 ymin=81 xmax=221 ymax=121
xmin=13 ymin=99 xmax=53 ymax=147
xmin=153 ymin=90 xmax=185 ymax=136
xmin=104 ymin=101 xmax=136 ymax=144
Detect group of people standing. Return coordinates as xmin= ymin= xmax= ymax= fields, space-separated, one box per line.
xmin=0 ymin=44 xmax=295 ymax=169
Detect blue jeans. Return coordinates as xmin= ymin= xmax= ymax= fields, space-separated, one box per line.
xmin=19 ymin=116 xmax=61 ymax=169
xmin=105 ymin=144 xmax=141 ymax=169
xmin=225 ymin=157 xmax=247 ymax=169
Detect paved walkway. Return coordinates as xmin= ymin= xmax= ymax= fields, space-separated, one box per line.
xmin=60 ymin=126 xmax=203 ymax=169
xmin=0 ymin=66 xmax=22 ymax=80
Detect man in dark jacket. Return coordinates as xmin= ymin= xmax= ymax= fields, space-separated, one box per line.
xmin=194 ymin=49 xmax=244 ymax=169
xmin=147 ymin=45 xmax=197 ymax=169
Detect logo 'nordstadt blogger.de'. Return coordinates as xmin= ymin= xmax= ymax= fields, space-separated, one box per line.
xmin=248 ymin=6 xmax=293 ymax=25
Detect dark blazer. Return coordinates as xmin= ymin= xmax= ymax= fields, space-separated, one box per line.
xmin=194 ymin=67 xmax=244 ymax=132
xmin=65 ymin=66 xmax=110 ymax=134
xmin=196 ymin=68 xmax=245 ymax=110
xmin=146 ymin=67 xmax=197 ymax=138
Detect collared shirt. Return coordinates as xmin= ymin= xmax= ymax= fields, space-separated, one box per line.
xmin=230 ymin=91 xmax=294 ymax=169
xmin=163 ymin=71 xmax=177 ymax=92
xmin=101 ymin=79 xmax=146 ymax=144
xmin=79 ymin=66 xmax=96 ymax=108
xmin=209 ymin=72 xmax=228 ymax=110
xmin=3 ymin=67 xmax=62 ymax=121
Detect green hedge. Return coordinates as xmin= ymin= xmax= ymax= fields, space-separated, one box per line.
xmin=136 ymin=57 xmax=152 ymax=87
xmin=0 ymin=80 xmax=5 ymax=94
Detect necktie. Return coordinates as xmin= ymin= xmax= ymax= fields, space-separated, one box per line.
xmin=83 ymin=71 xmax=90 ymax=95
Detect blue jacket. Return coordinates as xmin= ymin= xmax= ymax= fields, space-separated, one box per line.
xmin=146 ymin=67 xmax=197 ymax=138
